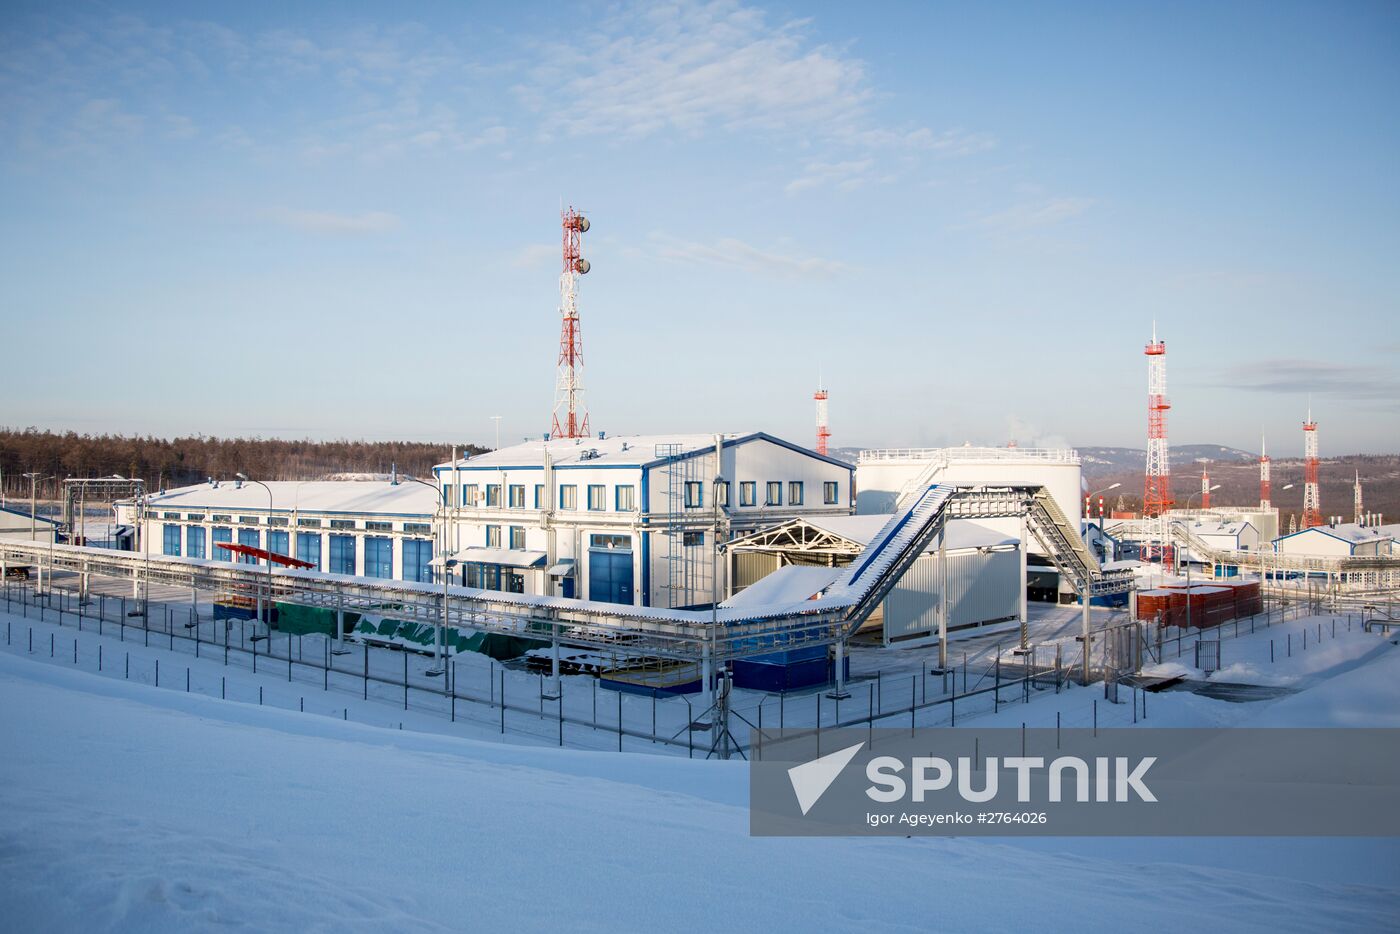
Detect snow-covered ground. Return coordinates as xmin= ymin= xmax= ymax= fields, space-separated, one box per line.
xmin=2 ymin=603 xmax=1399 ymax=931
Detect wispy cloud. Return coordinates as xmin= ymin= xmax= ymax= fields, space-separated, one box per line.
xmin=970 ymin=196 xmax=1093 ymax=234
xmin=525 ymin=2 xmax=869 ymax=139
xmin=520 ymin=1 xmax=994 ymax=194
xmin=651 ymin=233 xmax=845 ymax=278
xmin=263 ymin=208 xmax=401 ymax=235
xmin=1218 ymin=359 xmax=1400 ymax=407
xmin=784 ymin=159 xmax=884 ymax=195
xmin=0 ymin=14 xmax=507 ymax=165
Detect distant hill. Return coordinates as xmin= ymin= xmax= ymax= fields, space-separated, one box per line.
xmin=1080 ymin=447 xmax=1400 ymax=527
xmin=841 ymin=442 xmax=1398 ymax=528
xmin=1078 ymin=445 xmax=1258 ymax=476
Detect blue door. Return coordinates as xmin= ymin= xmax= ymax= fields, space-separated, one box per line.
xmin=588 ymin=549 xmax=633 ymax=605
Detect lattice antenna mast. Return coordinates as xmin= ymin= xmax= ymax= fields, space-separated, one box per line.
xmin=814 ymin=379 xmax=830 ymax=457
xmin=1144 ymin=324 xmax=1172 ymax=524
xmin=1259 ymin=431 xmax=1271 ymax=508
xmin=1199 ymin=468 xmax=1210 ymax=510
xmin=1302 ymin=405 xmax=1322 ymax=528
xmin=551 ymin=206 xmax=591 ymax=440
xmin=1353 ymin=470 xmax=1363 ymax=525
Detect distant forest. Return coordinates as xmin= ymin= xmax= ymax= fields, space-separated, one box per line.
xmin=0 ymin=429 xmax=488 ymax=500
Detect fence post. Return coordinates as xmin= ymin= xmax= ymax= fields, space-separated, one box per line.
xmin=403 ymin=651 xmax=408 ymax=710
xmin=155 ymin=658 xmax=159 ymax=687
xmin=500 ymin=669 xmax=506 ymax=734
xmin=364 ymin=646 xmax=369 ymax=700
xmin=911 ymin=676 xmax=917 ymax=733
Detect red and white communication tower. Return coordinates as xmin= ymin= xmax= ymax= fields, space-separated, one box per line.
xmin=551 ymin=207 xmax=591 ymax=440
xmin=814 ymin=384 xmax=830 ymax=456
xmin=1302 ymin=407 xmax=1322 ymax=528
xmin=1353 ymin=470 xmax=1363 ymax=525
xmin=1200 ymin=468 xmax=1211 ymax=510
xmin=1142 ymin=325 xmax=1172 ymax=559
xmin=1259 ymin=432 xmax=1272 ymax=509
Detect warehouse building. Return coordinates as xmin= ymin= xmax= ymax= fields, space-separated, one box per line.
xmin=117 ymin=481 xmax=439 ymax=581
xmin=1188 ymin=519 xmax=1261 ymax=553
xmin=433 ymin=432 xmax=854 ymax=608
xmin=725 ymin=515 xmax=1022 ymax=646
xmin=1273 ymin=522 xmax=1392 ymax=558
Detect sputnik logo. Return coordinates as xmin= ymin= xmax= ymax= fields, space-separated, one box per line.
xmin=787 ymin=742 xmax=865 ymax=815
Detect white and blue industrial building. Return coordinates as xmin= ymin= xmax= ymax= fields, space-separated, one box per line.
xmin=433 ymin=432 xmax=855 ymax=608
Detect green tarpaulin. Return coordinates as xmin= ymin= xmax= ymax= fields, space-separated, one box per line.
xmin=273 ymin=603 xmax=360 ymax=637
xmin=349 ymin=615 xmax=545 ymax=660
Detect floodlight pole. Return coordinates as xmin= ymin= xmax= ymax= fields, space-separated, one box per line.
xmin=402 ymin=473 xmax=450 ymax=675
xmin=1077 ymin=482 xmax=1121 ymax=680
xmin=237 ymin=475 xmax=274 ymax=634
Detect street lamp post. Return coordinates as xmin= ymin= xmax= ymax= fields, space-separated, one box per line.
xmin=401 ymin=473 xmax=450 ymax=675
xmin=1074 ymin=482 xmax=1121 ymax=677
xmin=22 ymin=472 xmax=51 ymax=594
xmin=235 ymin=474 xmax=275 ymax=637
xmin=711 ymin=473 xmax=730 ymax=757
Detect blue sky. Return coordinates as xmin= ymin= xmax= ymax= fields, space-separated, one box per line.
xmin=2 ymin=0 xmax=1396 ymax=454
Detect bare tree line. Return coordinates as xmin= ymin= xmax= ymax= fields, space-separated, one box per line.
xmin=0 ymin=428 xmax=487 ymax=499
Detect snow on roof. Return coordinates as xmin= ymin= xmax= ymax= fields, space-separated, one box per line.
xmin=439 ymin=433 xmax=740 ymax=470
xmin=435 ymin=431 xmax=852 ymax=471
xmin=721 ymin=565 xmax=841 ymax=609
xmin=1277 ymin=522 xmax=1389 ymax=545
xmin=0 ymin=505 xmax=60 ymax=526
xmin=807 ymin=515 xmax=1018 ymax=553
xmin=144 ymin=481 xmax=437 ymax=516
xmin=1190 ymin=520 xmax=1253 ymax=536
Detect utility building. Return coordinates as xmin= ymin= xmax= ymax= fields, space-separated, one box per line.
xmin=434 ymin=433 xmax=853 ymax=608
xmin=857 ymin=446 xmax=1082 ymax=600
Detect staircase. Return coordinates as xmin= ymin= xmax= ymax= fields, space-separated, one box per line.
xmin=1026 ymin=489 xmax=1133 ymax=596
xmin=891 ymin=452 xmax=951 ymax=510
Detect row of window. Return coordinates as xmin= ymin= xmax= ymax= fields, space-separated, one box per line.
xmin=442 ymin=480 xmax=841 ymax=511
xmin=161 ymin=525 xmax=434 ymax=582
xmin=164 ymin=514 xmax=421 ymax=531
xmin=445 ymin=482 xmax=639 ymax=512
xmin=483 ymin=525 xmax=528 ymax=549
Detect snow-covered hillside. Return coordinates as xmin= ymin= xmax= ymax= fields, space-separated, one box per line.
xmin=2 ymin=610 xmax=1398 ymax=932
